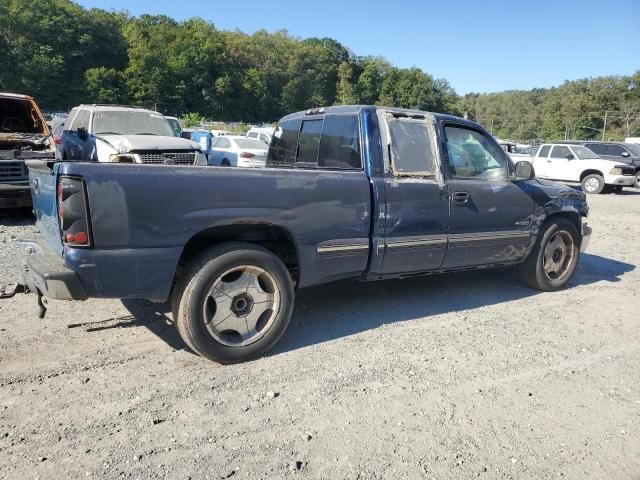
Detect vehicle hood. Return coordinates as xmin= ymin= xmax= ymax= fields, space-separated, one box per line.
xmin=96 ymin=134 xmax=200 ymax=152
xmin=531 ymin=177 xmax=589 ymax=217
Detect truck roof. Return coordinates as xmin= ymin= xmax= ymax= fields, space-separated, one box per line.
xmin=279 ymin=105 xmax=480 ymax=129
xmin=74 ymin=104 xmax=162 ymax=114
xmin=0 ymin=92 xmax=34 ymax=100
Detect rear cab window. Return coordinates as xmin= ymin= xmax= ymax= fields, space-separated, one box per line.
xmin=267 ymin=113 xmax=362 ymax=170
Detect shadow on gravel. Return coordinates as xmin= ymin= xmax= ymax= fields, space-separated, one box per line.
xmin=82 ymin=299 xmax=190 ymax=353
xmin=270 ymin=253 xmax=635 ymax=355
xmin=96 ymin=253 xmax=633 ymax=358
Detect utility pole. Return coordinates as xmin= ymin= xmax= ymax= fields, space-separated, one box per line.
xmin=490 ymin=118 xmax=494 ymax=134
xmin=602 ymin=110 xmax=608 ymax=141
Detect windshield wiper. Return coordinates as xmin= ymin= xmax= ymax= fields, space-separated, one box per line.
xmin=135 ymin=132 xmax=159 ymax=136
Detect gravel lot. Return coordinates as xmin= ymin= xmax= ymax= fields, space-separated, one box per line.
xmin=1 ymin=191 xmax=639 ymax=480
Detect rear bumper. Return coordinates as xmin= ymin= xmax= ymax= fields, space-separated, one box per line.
xmin=0 ymin=182 xmax=31 ymax=209
xmin=580 ymin=222 xmax=592 ymax=253
xmin=19 ymin=240 xmax=87 ymax=300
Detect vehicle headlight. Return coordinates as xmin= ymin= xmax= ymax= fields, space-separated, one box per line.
xmin=194 ymin=151 xmax=207 ymax=166
xmin=109 ymin=153 xmax=136 ymax=163
xmin=609 ymin=167 xmax=622 ymax=175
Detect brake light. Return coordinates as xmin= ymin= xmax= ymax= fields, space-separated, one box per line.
xmin=57 ymin=176 xmax=91 ymax=247
xmin=240 ymin=152 xmax=255 ymax=158
xmin=54 ymin=136 xmax=62 ymax=145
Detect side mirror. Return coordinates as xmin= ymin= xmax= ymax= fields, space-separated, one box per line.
xmin=621 ymin=151 xmax=630 ymax=158
xmin=514 ymin=161 xmax=535 ymax=180
xmin=77 ymin=127 xmax=88 ymax=140
xmin=566 ymin=154 xmax=575 ymax=160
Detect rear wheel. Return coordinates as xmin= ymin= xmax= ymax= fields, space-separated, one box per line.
xmin=581 ymin=174 xmax=605 ymax=194
xmin=635 ymin=172 xmax=640 ymax=189
xmin=173 ymin=242 xmax=294 ymax=364
xmin=221 ymin=159 xmax=230 ymax=166
xmin=517 ymin=218 xmax=580 ymax=291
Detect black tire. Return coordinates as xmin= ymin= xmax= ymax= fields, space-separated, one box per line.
xmin=221 ymin=159 xmax=230 ymax=166
xmin=635 ymin=172 xmax=640 ymax=189
xmin=517 ymin=217 xmax=580 ymax=292
xmin=581 ymin=174 xmax=605 ymax=194
xmin=173 ymin=242 xmax=294 ymax=364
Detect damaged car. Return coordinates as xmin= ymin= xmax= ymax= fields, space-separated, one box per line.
xmin=0 ymin=93 xmax=55 ymax=209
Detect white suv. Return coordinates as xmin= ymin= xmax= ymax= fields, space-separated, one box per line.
xmin=531 ymin=143 xmax=636 ymax=194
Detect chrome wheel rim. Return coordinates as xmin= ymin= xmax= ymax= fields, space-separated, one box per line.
xmin=543 ymin=230 xmax=576 ymax=281
xmin=203 ymin=265 xmax=280 ymax=347
xmin=584 ymin=177 xmax=600 ymax=192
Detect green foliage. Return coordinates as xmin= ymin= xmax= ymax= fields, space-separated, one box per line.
xmin=181 ymin=112 xmax=205 ymax=128
xmin=2 ymin=0 xmax=637 ymax=137
xmin=459 ymin=75 xmax=640 ymax=142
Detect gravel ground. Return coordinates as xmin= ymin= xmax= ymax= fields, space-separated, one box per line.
xmin=0 ymin=192 xmax=639 ymax=480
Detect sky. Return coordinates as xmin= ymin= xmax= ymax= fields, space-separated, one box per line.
xmin=76 ymin=0 xmax=639 ymax=95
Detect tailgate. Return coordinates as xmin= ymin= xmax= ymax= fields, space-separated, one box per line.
xmin=26 ymin=160 xmax=63 ymax=257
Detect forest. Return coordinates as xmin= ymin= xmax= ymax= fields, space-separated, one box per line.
xmin=2 ymin=0 xmax=638 ymax=141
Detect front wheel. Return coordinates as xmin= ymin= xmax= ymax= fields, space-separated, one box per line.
xmin=173 ymin=242 xmax=294 ymax=364
xmin=635 ymin=172 xmax=640 ymax=189
xmin=581 ymin=174 xmax=605 ymax=194
xmin=517 ymin=218 xmax=580 ymax=291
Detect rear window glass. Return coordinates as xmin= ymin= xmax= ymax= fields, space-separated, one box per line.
xmin=387 ymin=117 xmax=436 ymax=175
xmin=267 ymin=119 xmax=300 ymax=166
xmin=318 ymin=115 xmax=361 ymax=169
xmin=538 ymin=145 xmax=551 ymax=158
xmin=297 ymin=120 xmax=322 ymax=164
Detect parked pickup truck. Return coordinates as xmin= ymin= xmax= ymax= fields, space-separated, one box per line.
xmin=7 ymin=106 xmax=592 ymax=364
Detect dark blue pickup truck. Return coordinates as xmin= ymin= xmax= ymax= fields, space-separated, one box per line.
xmin=9 ymin=106 xmax=591 ymax=363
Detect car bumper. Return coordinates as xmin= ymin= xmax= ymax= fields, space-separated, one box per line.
xmin=580 ymin=222 xmax=592 ymax=253
xmin=0 ymin=182 xmax=32 ymax=209
xmin=604 ymin=174 xmax=636 ymax=186
xmin=19 ymin=240 xmax=87 ymax=300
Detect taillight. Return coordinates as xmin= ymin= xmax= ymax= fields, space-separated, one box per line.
xmin=240 ymin=152 xmax=255 ymax=158
xmin=57 ymin=176 xmax=91 ymax=247
xmin=54 ymin=136 xmax=62 ymax=145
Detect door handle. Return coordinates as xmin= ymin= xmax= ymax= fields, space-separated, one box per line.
xmin=452 ymin=191 xmax=470 ymax=205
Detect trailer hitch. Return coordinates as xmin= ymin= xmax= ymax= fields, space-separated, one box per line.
xmin=0 ymin=284 xmax=47 ymax=318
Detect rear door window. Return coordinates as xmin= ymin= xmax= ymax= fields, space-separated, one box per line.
xmin=318 ymin=115 xmax=361 ymax=169
xmin=537 ymin=145 xmax=551 ymax=158
xmin=586 ymin=143 xmax=606 ymax=155
xmin=267 ymin=119 xmax=301 ymax=166
xmin=297 ymin=120 xmax=322 ymax=165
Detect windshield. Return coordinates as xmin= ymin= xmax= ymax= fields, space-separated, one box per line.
xmin=234 ymin=138 xmax=267 ymax=149
xmin=92 ymin=111 xmax=175 ymax=136
xmin=572 ymin=145 xmax=600 ymax=159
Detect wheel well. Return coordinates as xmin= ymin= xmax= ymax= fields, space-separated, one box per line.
xmin=175 ymin=224 xmax=299 ymax=284
xmin=580 ymin=169 xmax=604 ymax=181
xmin=544 ymin=212 xmax=581 ymax=239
